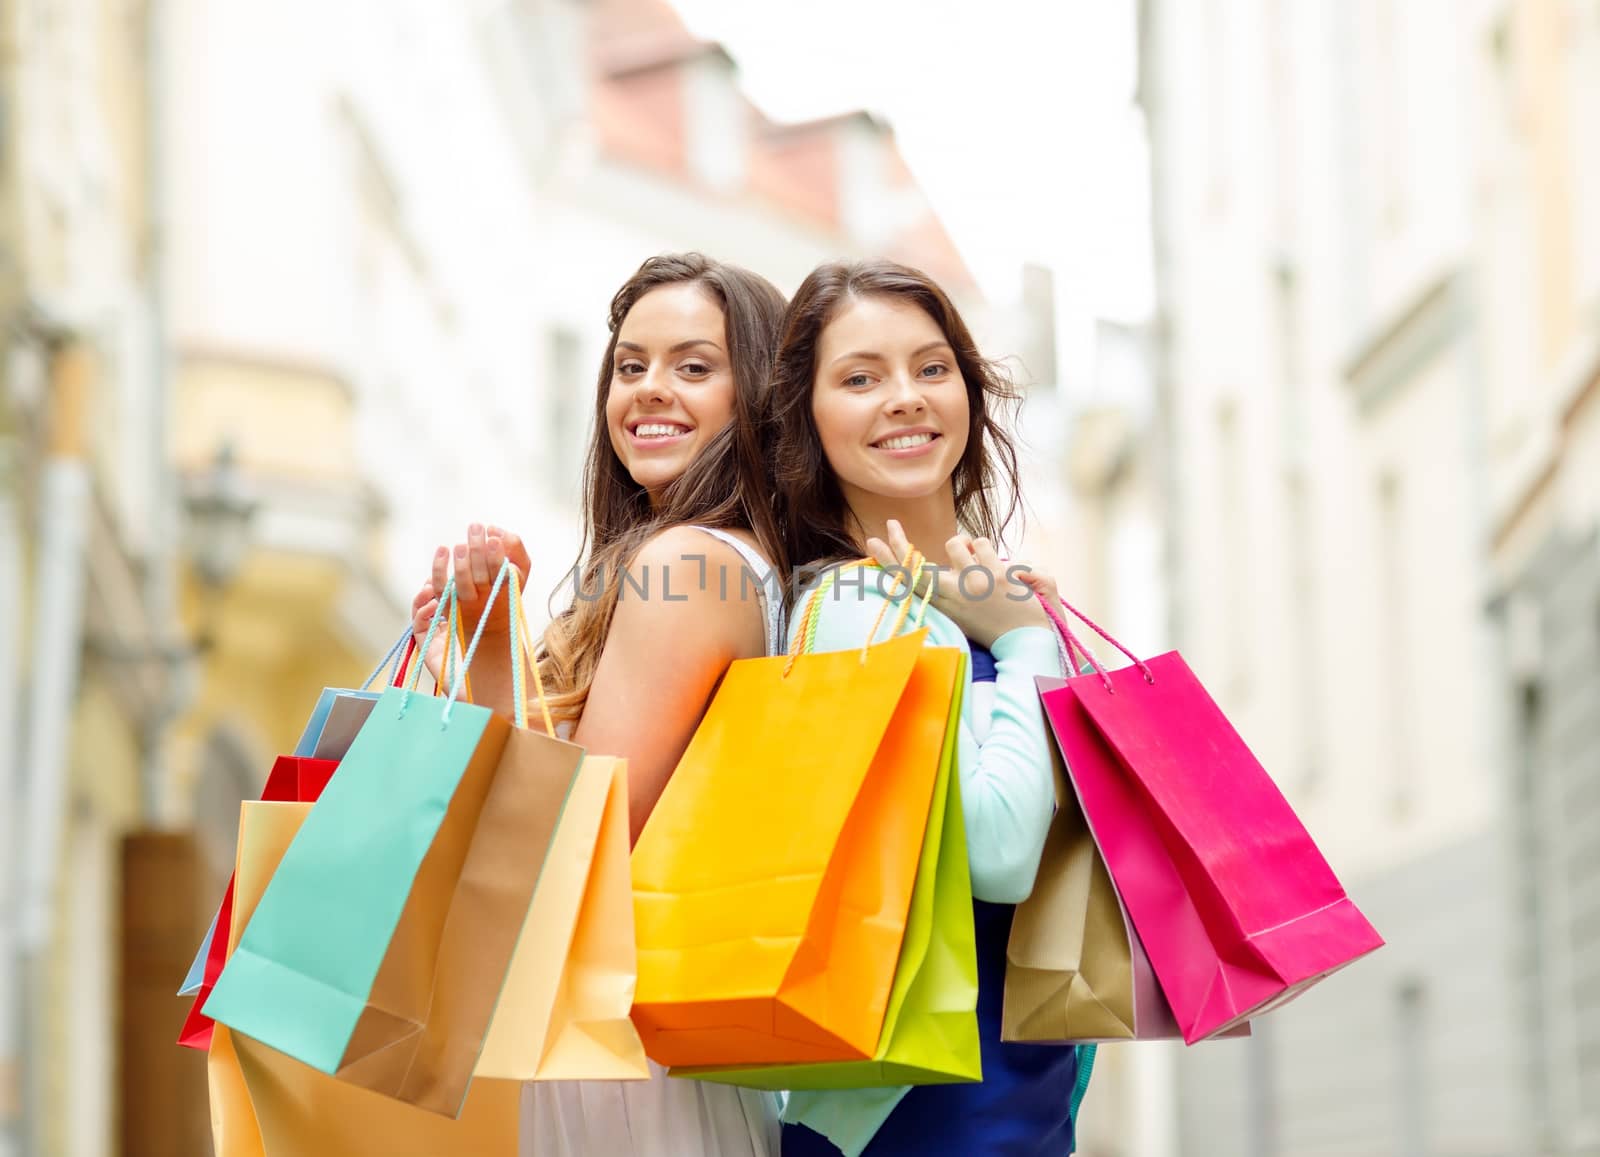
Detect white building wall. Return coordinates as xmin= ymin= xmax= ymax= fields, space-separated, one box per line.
xmin=1143 ymin=0 xmax=1543 ymax=1152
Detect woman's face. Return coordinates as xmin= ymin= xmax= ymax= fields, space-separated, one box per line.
xmin=810 ymin=293 xmax=970 ymax=508
xmin=605 ymin=282 xmax=735 ymax=501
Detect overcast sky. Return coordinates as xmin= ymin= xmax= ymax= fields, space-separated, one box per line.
xmin=668 ymin=0 xmax=1155 ymax=383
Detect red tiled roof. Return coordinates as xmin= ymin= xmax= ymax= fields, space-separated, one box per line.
xmin=588 ymin=0 xmax=700 ymax=68
xmin=748 ymin=121 xmax=842 ymax=229
xmin=582 ymin=0 xmax=978 ymax=293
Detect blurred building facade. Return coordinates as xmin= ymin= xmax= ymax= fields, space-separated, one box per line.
xmin=0 ymin=0 xmax=182 ymax=1151
xmin=0 ymin=0 xmax=1001 ymax=1154
xmin=1047 ymin=316 xmax=1180 ymax=1157
xmin=1139 ymin=0 xmax=1600 ymax=1154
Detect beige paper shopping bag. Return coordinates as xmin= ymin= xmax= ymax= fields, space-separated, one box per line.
xmin=478 ymin=755 xmax=648 ymax=1080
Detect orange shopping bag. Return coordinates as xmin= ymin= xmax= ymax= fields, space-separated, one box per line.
xmin=631 ymin=556 xmax=963 ymax=1067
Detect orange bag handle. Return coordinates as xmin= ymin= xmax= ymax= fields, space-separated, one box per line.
xmin=507 ymin=564 xmax=558 ymax=738
xmin=405 ymin=579 xmax=473 ymax=703
xmin=784 ymin=548 xmax=933 ymax=675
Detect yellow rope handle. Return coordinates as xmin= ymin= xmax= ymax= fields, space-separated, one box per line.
xmin=862 ymin=550 xmax=924 ymax=660
xmin=782 ymin=548 xmax=926 ymax=674
xmin=449 ymin=594 xmax=474 ymax=703
xmin=404 ymin=579 xmax=472 ymax=702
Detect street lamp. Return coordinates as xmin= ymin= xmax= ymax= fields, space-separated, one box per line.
xmin=182 ymin=441 xmax=259 ymax=648
xmin=86 ymin=441 xmax=257 ymax=668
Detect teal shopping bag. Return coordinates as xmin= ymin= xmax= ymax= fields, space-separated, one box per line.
xmin=179 ymin=629 xmax=414 ymax=1001
xmin=204 ymin=563 xmax=584 ymax=1117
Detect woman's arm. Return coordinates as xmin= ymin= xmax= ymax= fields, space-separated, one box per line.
xmin=956 ymin=625 xmax=1060 ymax=903
xmin=797 ymin=565 xmax=1060 ymax=904
xmin=574 ymin=526 xmax=767 ymax=843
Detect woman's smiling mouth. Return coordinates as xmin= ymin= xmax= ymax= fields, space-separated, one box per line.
xmin=629 ymin=421 xmax=694 ymax=444
xmin=871 ymin=429 xmax=941 ymax=456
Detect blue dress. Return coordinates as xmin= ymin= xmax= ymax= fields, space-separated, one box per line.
xmin=782 ymin=643 xmax=1091 ymax=1156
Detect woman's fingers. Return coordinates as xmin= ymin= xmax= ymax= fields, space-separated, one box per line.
xmin=866 ymin=536 xmax=916 ymax=599
xmin=431 ymin=546 xmax=449 ymax=592
xmin=1015 ymin=569 xmax=1053 ymax=611
xmin=946 ymin=534 xmax=977 ymax=572
xmin=411 ymin=582 xmax=435 ymax=614
xmin=490 ymin=527 xmax=534 ymax=580
xmin=865 ymin=536 xmax=899 ymax=571
xmin=453 ymin=543 xmax=478 ymax=603
xmin=885 ymin=519 xmax=915 ymax=566
xmin=467 ymin=523 xmax=491 ymax=586
xmin=971 ymin=537 xmax=1006 ymax=578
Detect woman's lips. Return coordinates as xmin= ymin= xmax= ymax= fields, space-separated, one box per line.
xmin=871 ymin=431 xmax=941 ymax=458
xmin=628 ymin=422 xmax=694 ymax=449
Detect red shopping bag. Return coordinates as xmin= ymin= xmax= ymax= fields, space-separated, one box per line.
xmin=177 ymin=755 xmax=340 ymax=1050
xmin=1036 ymin=599 xmax=1383 ymax=1043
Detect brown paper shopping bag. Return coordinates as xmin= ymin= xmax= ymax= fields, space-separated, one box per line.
xmin=208 ymin=800 xmax=519 ymax=1156
xmin=1004 ymin=677 xmax=1250 ymax=1043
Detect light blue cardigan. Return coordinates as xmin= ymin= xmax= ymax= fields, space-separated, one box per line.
xmin=780 ymin=563 xmax=1065 ymax=1156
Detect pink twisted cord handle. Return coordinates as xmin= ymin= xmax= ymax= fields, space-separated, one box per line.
xmin=1035 ymin=594 xmax=1155 ymax=692
xmin=1036 ymin=592 xmax=1092 ymax=676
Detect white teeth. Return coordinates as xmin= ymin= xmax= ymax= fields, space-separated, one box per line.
xmin=635 ymin=423 xmax=690 ymax=439
xmin=876 ymin=433 xmax=935 ymax=451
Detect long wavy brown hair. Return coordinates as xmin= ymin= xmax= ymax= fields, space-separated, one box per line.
xmin=768 ymin=259 xmax=1023 ymax=597
xmin=536 ymin=253 xmax=788 ymax=726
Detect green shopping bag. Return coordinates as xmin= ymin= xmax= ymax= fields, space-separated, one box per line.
xmin=673 ymin=643 xmax=981 ymax=1090
xmin=203 ymin=563 xmax=585 ymax=1117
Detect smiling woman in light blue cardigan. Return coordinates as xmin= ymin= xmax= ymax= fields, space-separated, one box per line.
xmin=763 ymin=258 xmax=1094 ymax=1157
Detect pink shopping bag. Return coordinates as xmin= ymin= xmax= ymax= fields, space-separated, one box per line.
xmin=1035 ymin=599 xmax=1383 ymax=1043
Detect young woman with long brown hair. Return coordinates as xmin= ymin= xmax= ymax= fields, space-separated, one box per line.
xmin=412 ymin=252 xmax=788 ymax=1156
xmin=767 ymin=260 xmax=1093 ymax=1157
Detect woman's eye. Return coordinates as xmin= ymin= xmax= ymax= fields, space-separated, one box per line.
xmin=617 ymin=361 xmax=645 ymax=375
xmin=920 ymin=362 xmax=949 ymax=378
xmin=681 ymin=361 xmax=710 ymax=377
xmin=845 ymin=373 xmax=873 ymax=388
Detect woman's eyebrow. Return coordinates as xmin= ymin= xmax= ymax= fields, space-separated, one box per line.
xmin=828 ymin=341 xmax=950 ymax=367
xmin=829 ymin=350 xmax=886 ymax=367
xmin=616 ymin=339 xmax=724 ymax=354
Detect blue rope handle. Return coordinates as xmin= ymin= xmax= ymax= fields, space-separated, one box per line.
xmin=360 ymin=626 xmax=414 ymax=691
xmin=400 ymin=576 xmax=458 ymax=717
xmin=446 ymin=593 xmax=460 ymax=699
xmin=441 ymin=558 xmax=516 ymax=726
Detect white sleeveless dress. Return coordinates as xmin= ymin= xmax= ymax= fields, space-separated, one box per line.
xmin=519 ymin=527 xmax=785 ymax=1156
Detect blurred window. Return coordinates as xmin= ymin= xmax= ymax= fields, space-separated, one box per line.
xmin=545 ymin=326 xmax=585 ymax=497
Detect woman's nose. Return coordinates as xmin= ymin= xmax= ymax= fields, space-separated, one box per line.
xmin=639 ymin=365 xmax=675 ymax=403
xmin=884 ymin=373 xmax=926 ymax=414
